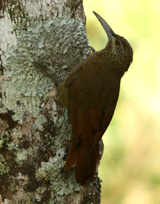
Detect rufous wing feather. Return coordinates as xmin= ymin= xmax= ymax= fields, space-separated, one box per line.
xmin=63 ymin=99 xmax=116 ymax=185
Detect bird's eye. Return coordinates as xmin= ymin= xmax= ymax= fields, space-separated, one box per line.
xmin=115 ymin=40 xmax=120 ymax=46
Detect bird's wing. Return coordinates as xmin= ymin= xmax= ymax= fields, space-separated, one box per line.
xmin=60 ymin=53 xmax=119 ymax=184
xmin=64 ymin=94 xmax=117 ymax=185
xmin=61 ymin=55 xmax=113 ymax=109
xmin=59 ymin=51 xmax=119 ymax=140
xmin=61 ymin=55 xmax=118 ymax=150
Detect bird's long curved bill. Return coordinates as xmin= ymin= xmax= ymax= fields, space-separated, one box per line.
xmin=93 ymin=11 xmax=115 ymax=40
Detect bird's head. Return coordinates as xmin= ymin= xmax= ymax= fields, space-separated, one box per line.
xmin=93 ymin=11 xmax=133 ymax=73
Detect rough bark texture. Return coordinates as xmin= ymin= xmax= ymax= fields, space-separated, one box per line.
xmin=0 ymin=0 xmax=101 ymax=203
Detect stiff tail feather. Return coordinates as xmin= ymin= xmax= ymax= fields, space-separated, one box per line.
xmin=63 ymin=139 xmax=78 ymax=171
xmin=64 ymin=140 xmax=99 ymax=185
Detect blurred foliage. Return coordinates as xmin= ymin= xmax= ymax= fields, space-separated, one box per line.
xmin=84 ymin=0 xmax=160 ymax=203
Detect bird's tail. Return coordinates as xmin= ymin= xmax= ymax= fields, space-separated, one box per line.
xmin=64 ymin=140 xmax=99 ymax=185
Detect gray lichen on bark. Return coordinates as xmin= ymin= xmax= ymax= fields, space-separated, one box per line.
xmin=0 ymin=0 xmax=101 ymax=203
xmin=4 ymin=17 xmax=90 ymax=97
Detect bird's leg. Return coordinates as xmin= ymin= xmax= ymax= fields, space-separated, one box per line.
xmin=88 ymin=46 xmax=96 ymax=54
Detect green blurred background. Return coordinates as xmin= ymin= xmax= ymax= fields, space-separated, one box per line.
xmin=83 ymin=0 xmax=160 ymax=203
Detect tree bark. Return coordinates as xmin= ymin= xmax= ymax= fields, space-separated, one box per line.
xmin=0 ymin=0 xmax=101 ymax=203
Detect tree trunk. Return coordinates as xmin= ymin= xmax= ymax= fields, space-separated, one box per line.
xmin=0 ymin=0 xmax=101 ymax=203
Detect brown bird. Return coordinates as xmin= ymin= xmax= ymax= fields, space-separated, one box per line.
xmin=59 ymin=11 xmax=133 ymax=185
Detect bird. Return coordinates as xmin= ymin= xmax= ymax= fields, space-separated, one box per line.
xmin=59 ymin=11 xmax=133 ymax=185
